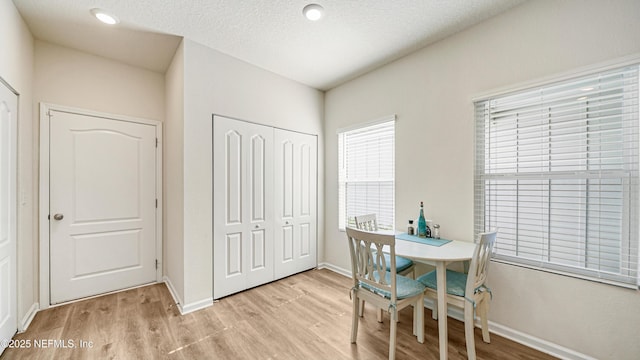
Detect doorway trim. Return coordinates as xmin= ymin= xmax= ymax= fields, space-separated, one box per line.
xmin=0 ymin=77 xmax=19 ymax=342
xmin=39 ymin=103 xmax=163 ymax=309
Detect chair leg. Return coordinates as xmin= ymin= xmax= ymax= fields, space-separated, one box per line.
xmin=431 ymin=299 xmax=438 ymax=320
xmin=389 ymin=307 xmax=398 ymax=360
xmin=413 ymin=304 xmax=417 ymax=336
xmin=377 ymin=308 xmax=383 ymax=323
xmin=416 ymin=295 xmax=424 ymax=343
xmin=464 ymin=304 xmax=477 ymax=360
xmin=478 ymin=294 xmax=491 ymax=343
xmin=359 ymin=299 xmax=365 ymax=317
xmin=351 ymin=294 xmax=359 ymax=343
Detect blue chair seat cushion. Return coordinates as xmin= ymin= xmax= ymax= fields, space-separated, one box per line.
xmin=360 ymin=271 xmax=425 ymax=299
xmin=417 ymin=269 xmax=468 ymax=297
xmin=374 ymin=252 xmax=414 ymax=273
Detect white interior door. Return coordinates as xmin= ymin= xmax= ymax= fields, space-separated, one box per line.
xmin=0 ymin=81 xmax=17 ymax=354
xmin=213 ymin=116 xmax=274 ymax=299
xmin=274 ymin=129 xmax=317 ymax=278
xmin=49 ymin=110 xmax=157 ymax=304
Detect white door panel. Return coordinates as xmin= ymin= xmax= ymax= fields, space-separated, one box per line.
xmin=50 ymin=111 xmax=156 ymax=304
xmin=250 ymin=229 xmax=266 ymax=269
xmin=299 ymin=223 xmax=311 ymax=257
xmin=274 ymin=130 xmax=317 ymax=278
xmin=281 ymin=140 xmax=294 ymax=218
xmin=0 ymin=81 xmax=17 ymax=354
xmin=225 ymin=130 xmax=242 ymax=225
xmin=213 ymin=116 xmax=273 ymax=298
xmin=281 ymin=226 xmax=294 ymax=262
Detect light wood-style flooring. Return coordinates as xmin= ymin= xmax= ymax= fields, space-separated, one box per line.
xmin=2 ymin=269 xmax=557 ymax=359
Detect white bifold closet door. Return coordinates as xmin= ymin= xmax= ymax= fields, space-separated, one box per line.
xmin=274 ymin=129 xmax=317 ymax=279
xmin=213 ymin=116 xmax=317 ymax=299
xmin=213 ymin=116 xmax=274 ymax=299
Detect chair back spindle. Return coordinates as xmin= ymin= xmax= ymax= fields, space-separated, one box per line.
xmin=467 ymin=232 xmax=497 ymax=295
xmin=354 ymin=214 xmax=378 ymax=231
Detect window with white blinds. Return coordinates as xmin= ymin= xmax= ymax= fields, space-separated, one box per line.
xmin=339 ymin=117 xmax=395 ymax=230
xmin=474 ymin=64 xmax=639 ymax=287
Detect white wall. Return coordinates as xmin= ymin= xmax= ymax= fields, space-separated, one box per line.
xmin=0 ymin=0 xmax=35 ymax=330
xmin=34 ymin=41 xmax=165 ymax=121
xmin=164 ymin=40 xmax=185 ymax=306
xmin=174 ymin=39 xmax=324 ymax=309
xmin=324 ymin=1 xmax=640 ymax=359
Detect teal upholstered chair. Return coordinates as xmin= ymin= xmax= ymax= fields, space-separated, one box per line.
xmin=354 ymin=214 xmax=416 ymax=322
xmin=346 ymin=227 xmax=425 ymax=360
xmin=417 ymin=231 xmax=497 ymax=360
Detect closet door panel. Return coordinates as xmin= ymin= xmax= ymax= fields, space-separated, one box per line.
xmin=226 ymin=233 xmax=243 ymax=276
xmin=274 ymin=129 xmax=317 ymax=279
xmin=281 ymin=140 xmax=294 ymax=218
xmin=214 ymin=120 xmax=246 ymax=298
xmin=250 ymin=229 xmax=265 ymax=269
xmin=226 ymin=131 xmax=242 ymax=224
xmin=245 ymin=130 xmax=274 ymax=288
xmin=299 ymin=223 xmax=311 ymax=257
xmin=213 ymin=116 xmax=274 ymax=299
xmin=300 ymin=143 xmax=311 ymax=216
xmin=250 ymin=135 xmax=266 ymax=222
xmin=294 ymin=134 xmax=317 ymax=271
xmin=281 ymin=225 xmax=294 ymax=262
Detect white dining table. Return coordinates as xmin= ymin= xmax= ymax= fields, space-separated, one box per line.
xmin=392 ymin=234 xmax=477 ymax=360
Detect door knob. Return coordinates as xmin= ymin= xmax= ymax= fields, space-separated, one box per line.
xmin=53 ymin=213 xmax=64 ymax=221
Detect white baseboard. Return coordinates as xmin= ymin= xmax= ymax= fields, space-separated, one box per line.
xmin=320 ymin=264 xmax=593 ymax=360
xmin=318 ymin=262 xmax=350 ymax=277
xmin=180 ymin=297 xmax=214 ymax=315
xmin=18 ymin=302 xmax=39 ymax=333
xmin=162 ymin=276 xmax=213 ymax=315
xmin=488 ymin=322 xmax=595 ymax=360
xmin=162 ymin=275 xmax=184 ymax=313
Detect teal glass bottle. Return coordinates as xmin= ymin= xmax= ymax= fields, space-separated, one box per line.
xmin=418 ymin=201 xmax=427 ymax=237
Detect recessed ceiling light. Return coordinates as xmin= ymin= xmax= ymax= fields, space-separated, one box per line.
xmin=90 ymin=8 xmax=119 ymax=25
xmin=303 ymin=4 xmax=324 ymax=21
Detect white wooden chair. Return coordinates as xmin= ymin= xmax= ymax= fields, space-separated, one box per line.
xmin=416 ymin=231 xmax=497 ymax=360
xmin=354 ymin=214 xmax=416 ymax=321
xmin=353 ymin=214 xmax=415 ymax=278
xmin=346 ymin=227 xmax=425 ymax=360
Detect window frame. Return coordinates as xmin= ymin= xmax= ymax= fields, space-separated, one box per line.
xmin=338 ymin=115 xmax=396 ymax=231
xmin=474 ymin=60 xmax=640 ymax=288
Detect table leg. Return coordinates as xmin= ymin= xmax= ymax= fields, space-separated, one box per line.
xmin=436 ymin=261 xmax=447 ymax=360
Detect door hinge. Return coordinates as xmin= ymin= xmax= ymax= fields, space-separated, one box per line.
xmin=155 ymin=259 xmax=159 ymax=269
xmin=156 ymin=138 xmax=158 ymax=148
xmin=155 ymin=199 xmax=158 ymax=208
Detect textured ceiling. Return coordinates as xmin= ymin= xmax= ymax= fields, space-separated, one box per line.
xmin=13 ymin=0 xmax=525 ymax=90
